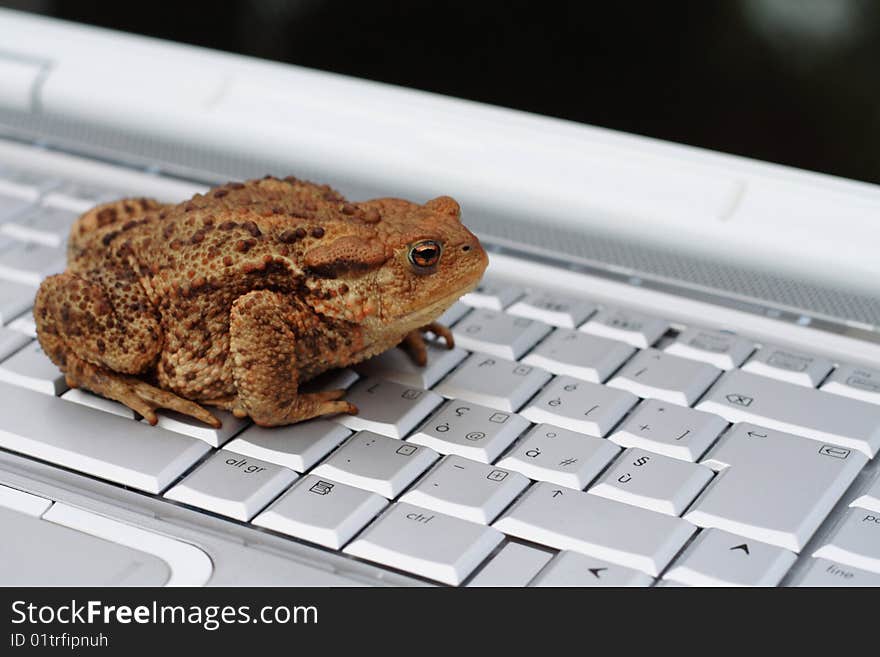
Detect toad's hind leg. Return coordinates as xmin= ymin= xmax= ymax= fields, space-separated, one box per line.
xmin=34 ymin=272 xmax=220 ymax=427
xmin=62 ymin=355 xmax=220 ymax=427
xmin=34 ymin=271 xmax=162 ymax=374
xmin=229 ymin=290 xmax=357 ymax=427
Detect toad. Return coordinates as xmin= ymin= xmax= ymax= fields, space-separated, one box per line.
xmin=34 ymin=176 xmax=487 ymax=427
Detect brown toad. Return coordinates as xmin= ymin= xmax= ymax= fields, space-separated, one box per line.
xmin=33 ymin=176 xmax=487 ymax=427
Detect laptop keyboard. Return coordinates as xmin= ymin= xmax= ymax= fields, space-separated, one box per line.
xmin=1 ymin=148 xmax=880 ymax=587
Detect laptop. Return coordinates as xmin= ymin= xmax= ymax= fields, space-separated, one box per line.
xmin=0 ymin=8 xmax=878 ymax=587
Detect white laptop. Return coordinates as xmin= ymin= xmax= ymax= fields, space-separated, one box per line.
xmin=0 ymin=9 xmax=878 ymax=587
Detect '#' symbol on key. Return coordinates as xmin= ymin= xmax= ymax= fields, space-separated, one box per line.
xmin=726 ymin=393 xmax=753 ymax=407
xmin=559 ymin=458 xmax=578 ymax=467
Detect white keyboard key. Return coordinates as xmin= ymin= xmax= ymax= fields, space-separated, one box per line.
xmin=742 ymin=344 xmax=833 ymax=387
xmin=0 ymin=381 xmax=210 ymax=494
xmin=401 ymin=455 xmax=529 ymax=523
xmin=1 ymin=206 xmax=78 ymax=248
xmin=355 ymin=342 xmax=468 ymax=389
xmin=685 ymin=423 xmax=867 ymax=551
xmin=7 ymin=313 xmax=36 ymax=337
xmin=346 ymin=502 xmax=503 ymax=585
xmin=0 ymin=279 xmax=36 ymax=325
xmin=506 ymin=291 xmax=597 ymax=328
xmin=436 ymin=300 xmax=471 ymax=327
xmin=460 ymin=279 xmax=524 ymax=310
xmin=253 ymin=475 xmax=388 ymax=549
xmin=520 ymin=375 xmax=637 ymax=436
xmin=148 ymin=409 xmax=248 ymax=448
xmin=409 ymin=401 xmax=529 ymax=463
xmin=165 ymin=449 xmax=298 ymax=521
xmin=452 ymin=309 xmax=551 ymax=360
xmin=821 ymin=364 xmax=880 ymax=405
xmin=61 ymin=388 xmax=136 ymax=420
xmin=494 ymin=481 xmax=695 ymax=575
xmin=850 ymin=468 xmax=880 ymax=514
xmin=225 ymin=420 xmax=351 ymax=472
xmin=579 ymin=307 xmax=669 ymax=348
xmin=530 ymin=551 xmax=653 ymax=587
xmin=497 ymin=423 xmax=620 ymax=489
xmin=789 ymin=558 xmax=880 ymax=587
xmin=434 ymin=353 xmax=551 ymax=412
xmin=0 ymin=325 xmax=29 ymax=361
xmin=0 ymin=237 xmax=65 ymax=286
xmin=609 ymin=399 xmax=727 ymax=462
xmin=521 ymin=328 xmax=635 ymax=383
xmin=312 ymin=431 xmax=438 ymax=498
xmin=0 ymin=193 xmax=32 ymax=220
xmin=466 ymin=542 xmax=553 ymax=587
xmin=607 ymin=348 xmax=721 ymax=406
xmin=333 ymin=378 xmax=442 ymax=439
xmin=0 ymin=340 xmax=66 ymax=395
xmin=812 ymin=509 xmax=880 ymax=574
xmin=696 ymin=369 xmax=880 ymax=457
xmin=664 ymin=528 xmax=796 ymax=587
xmin=43 ymin=182 xmax=121 ymax=213
xmin=663 ymin=328 xmax=754 ymax=370
xmin=0 ymin=170 xmax=59 ymax=201
xmin=590 ymin=448 xmax=714 ymax=516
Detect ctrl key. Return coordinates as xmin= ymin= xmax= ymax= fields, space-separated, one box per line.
xmin=165 ymin=450 xmax=298 ymax=521
xmin=345 ymin=502 xmax=504 ymax=585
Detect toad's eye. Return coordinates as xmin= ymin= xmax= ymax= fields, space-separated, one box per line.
xmin=408 ymin=240 xmax=442 ymax=272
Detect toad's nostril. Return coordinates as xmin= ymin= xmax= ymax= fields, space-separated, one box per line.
xmin=462 ymin=245 xmax=471 ymax=252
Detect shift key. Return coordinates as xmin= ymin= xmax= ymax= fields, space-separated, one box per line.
xmin=0 ymin=381 xmax=210 ymax=494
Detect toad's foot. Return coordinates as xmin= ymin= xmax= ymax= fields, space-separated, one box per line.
xmin=203 ymin=389 xmax=357 ymax=424
xmin=251 ymin=389 xmax=358 ymax=428
xmin=400 ymin=322 xmax=455 ymax=366
xmin=64 ymin=354 xmax=221 ymax=428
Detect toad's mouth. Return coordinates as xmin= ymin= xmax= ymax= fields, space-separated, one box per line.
xmin=385 ymin=277 xmax=482 ymax=331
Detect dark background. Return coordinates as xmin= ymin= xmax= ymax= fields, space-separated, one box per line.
xmin=4 ymin=0 xmax=880 ymax=185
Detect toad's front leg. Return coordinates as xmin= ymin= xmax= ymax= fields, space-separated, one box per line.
xmin=399 ymin=321 xmax=455 ymax=366
xmin=228 ymin=290 xmax=357 ymax=427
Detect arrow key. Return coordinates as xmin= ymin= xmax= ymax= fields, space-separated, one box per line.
xmin=530 ymin=551 xmax=653 ymax=587
xmin=493 ymin=481 xmax=695 ymax=575
xmin=663 ymin=528 xmax=797 ymax=587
